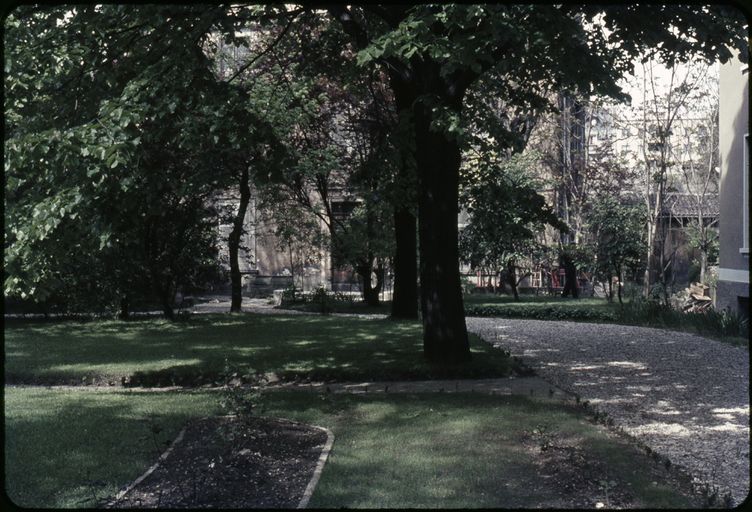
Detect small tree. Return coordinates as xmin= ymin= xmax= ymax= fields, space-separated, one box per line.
xmin=459 ymin=153 xmax=567 ymax=301
xmin=587 ymin=196 xmax=647 ymax=304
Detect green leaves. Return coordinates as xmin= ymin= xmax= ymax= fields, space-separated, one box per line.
xmin=459 ymin=151 xmax=560 ymax=272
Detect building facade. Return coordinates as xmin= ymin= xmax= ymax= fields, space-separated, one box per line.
xmin=716 ymin=48 xmax=750 ymax=316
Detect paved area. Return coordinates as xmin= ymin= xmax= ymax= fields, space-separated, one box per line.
xmin=190 ymin=296 xmax=304 ymax=314
xmin=467 ymin=317 xmax=750 ymax=506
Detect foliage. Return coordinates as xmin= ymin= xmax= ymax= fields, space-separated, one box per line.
xmin=465 ymin=294 xmax=748 ymax=343
xmin=4 ymin=6 xmax=266 ymax=315
xmin=586 ymin=196 xmax=647 ymax=301
xmin=459 ymin=152 xmax=567 ymax=289
xmin=616 ymin=296 xmax=749 ymax=342
xmin=466 ymin=304 xmax=618 ymax=323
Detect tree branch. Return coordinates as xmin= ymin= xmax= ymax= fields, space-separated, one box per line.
xmin=226 ymin=11 xmax=299 ymax=84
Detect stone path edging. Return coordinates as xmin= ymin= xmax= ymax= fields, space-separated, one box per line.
xmin=105 ymin=414 xmax=334 ymax=509
xmin=297 ymin=425 xmax=335 ymax=509
xmin=106 ymin=424 xmax=189 ymax=507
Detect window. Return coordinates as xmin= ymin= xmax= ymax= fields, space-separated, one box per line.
xmin=742 ymin=134 xmax=749 ymax=254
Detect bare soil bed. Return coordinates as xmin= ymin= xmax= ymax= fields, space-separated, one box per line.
xmin=106 ymin=415 xmax=327 ymax=509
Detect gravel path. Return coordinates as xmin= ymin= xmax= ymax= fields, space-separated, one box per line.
xmin=466 ymin=317 xmax=750 ymax=506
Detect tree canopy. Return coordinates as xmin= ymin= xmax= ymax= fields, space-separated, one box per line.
xmin=4 ymin=4 xmax=747 ymax=358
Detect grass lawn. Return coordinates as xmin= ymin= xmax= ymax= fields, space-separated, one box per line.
xmin=4 ymin=387 xmax=223 ymax=508
xmin=4 ymin=387 xmax=700 ymax=508
xmin=4 ymin=313 xmax=513 ymax=386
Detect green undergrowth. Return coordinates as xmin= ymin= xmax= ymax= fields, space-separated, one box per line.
xmin=4 ymin=387 xmax=701 ymax=509
xmin=4 ymin=313 xmax=515 ymax=387
xmin=464 ymin=295 xmax=748 ymax=345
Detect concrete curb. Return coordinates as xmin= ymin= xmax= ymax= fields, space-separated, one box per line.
xmin=105 ymin=414 xmax=333 ymax=509
xmin=106 ymin=424 xmax=188 ymax=507
xmin=297 ymin=425 xmax=335 ymax=509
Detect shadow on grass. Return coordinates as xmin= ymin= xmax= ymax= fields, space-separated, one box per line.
xmin=5 ymin=387 xmax=702 ymax=509
xmin=5 ymin=314 xmax=514 ymax=387
xmin=4 ymin=388 xmax=223 ymax=508
xmin=255 ymin=391 xmax=701 ymax=509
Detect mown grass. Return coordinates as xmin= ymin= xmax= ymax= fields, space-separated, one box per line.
xmin=4 ymin=387 xmax=223 ymax=508
xmin=4 ymin=313 xmax=513 ymax=386
xmin=4 ymin=387 xmax=700 ymax=509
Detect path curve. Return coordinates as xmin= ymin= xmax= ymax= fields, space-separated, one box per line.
xmin=193 ymin=297 xmax=749 ymax=504
xmin=466 ymin=317 xmax=750 ymax=506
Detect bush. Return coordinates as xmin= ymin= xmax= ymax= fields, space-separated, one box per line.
xmin=460 ymin=276 xmax=476 ymax=296
xmin=467 ymin=295 xmax=748 ymax=342
xmin=280 ymin=286 xmax=301 ymax=306
xmin=465 ymin=304 xmax=618 ymax=322
xmin=309 ymin=286 xmax=332 ymax=315
xmin=616 ymin=296 xmax=749 ymax=341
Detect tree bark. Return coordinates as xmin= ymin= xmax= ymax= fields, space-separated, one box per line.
xmin=617 ymin=270 xmax=623 ymax=305
xmin=391 ymin=206 xmax=419 ymax=318
xmin=358 ymin=256 xmax=382 ymax=307
xmin=157 ymin=280 xmax=175 ymax=320
xmin=413 ymin=98 xmax=471 ymax=363
xmin=561 ymin=254 xmax=579 ymax=298
xmin=229 ymin=167 xmax=251 ymax=313
xmin=389 ymin=76 xmax=419 ymax=320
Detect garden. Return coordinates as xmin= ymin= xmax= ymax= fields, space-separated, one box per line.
xmin=5 ymin=313 xmax=705 ymax=509
xmin=4 ymin=3 xmax=748 ymax=509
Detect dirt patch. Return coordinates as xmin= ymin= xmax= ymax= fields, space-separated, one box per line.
xmin=106 ymin=415 xmax=328 ymax=509
xmin=519 ymin=426 xmax=703 ymax=508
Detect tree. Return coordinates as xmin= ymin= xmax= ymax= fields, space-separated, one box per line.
xmin=4 ymin=6 xmax=265 ymax=317
xmin=222 ymin=13 xmax=405 ymax=307
xmin=588 ymin=197 xmax=647 ymax=304
xmin=459 ymin=152 xmax=566 ymax=301
xmin=611 ymin=59 xmax=718 ymax=301
xmin=329 ymin=3 xmax=746 ymax=362
xmin=673 ymin=69 xmax=721 ymax=286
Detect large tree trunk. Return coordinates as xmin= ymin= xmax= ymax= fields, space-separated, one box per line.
xmin=391 ymin=206 xmax=419 ymax=318
xmin=413 ymin=99 xmax=470 ymax=363
xmin=388 ymin=74 xmax=420 ymax=320
xmin=561 ymin=254 xmax=579 ymax=298
xmin=617 ymin=268 xmax=624 ymax=305
xmin=155 ymin=278 xmax=175 ymax=320
xmin=229 ymin=167 xmax=251 ymax=313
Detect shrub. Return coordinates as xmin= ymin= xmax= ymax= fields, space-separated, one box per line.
xmin=616 ymin=296 xmax=749 ymax=341
xmin=280 ymin=286 xmax=301 ymax=306
xmin=309 ymin=286 xmax=332 ymax=315
xmin=465 ymin=304 xmax=618 ymax=322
